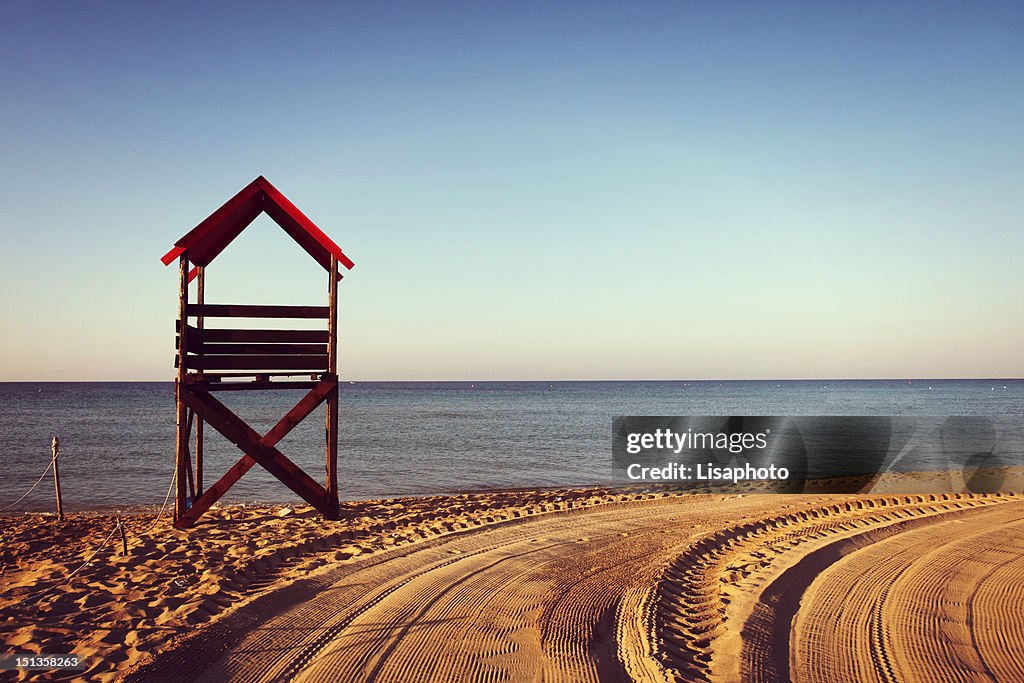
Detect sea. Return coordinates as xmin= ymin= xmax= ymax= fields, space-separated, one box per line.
xmin=1 ymin=380 xmax=1022 ymax=512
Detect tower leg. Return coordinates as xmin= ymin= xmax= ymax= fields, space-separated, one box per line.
xmin=175 ymin=381 xmax=188 ymax=522
xmin=174 ymin=254 xmax=189 ymax=523
xmin=325 ymin=256 xmax=339 ymax=518
xmin=326 ymin=382 xmax=339 ymax=517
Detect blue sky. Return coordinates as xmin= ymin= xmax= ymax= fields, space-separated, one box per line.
xmin=1 ymin=1 xmax=1021 ymax=380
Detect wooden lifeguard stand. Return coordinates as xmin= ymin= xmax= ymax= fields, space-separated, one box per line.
xmin=160 ymin=176 xmax=355 ymax=528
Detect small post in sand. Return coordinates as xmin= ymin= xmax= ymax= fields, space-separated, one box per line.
xmin=117 ymin=518 xmax=128 ymax=556
xmin=51 ymin=436 xmax=64 ymax=521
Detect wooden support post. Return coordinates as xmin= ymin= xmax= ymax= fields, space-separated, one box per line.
xmin=195 ymin=265 xmax=205 ymax=496
xmin=326 ymin=256 xmax=339 ymax=518
xmin=185 ymin=409 xmax=196 ymax=501
xmin=51 ymin=436 xmax=63 ymax=521
xmin=174 ymin=254 xmax=189 ymax=522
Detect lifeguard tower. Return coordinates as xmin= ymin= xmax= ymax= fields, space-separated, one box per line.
xmin=160 ymin=176 xmax=355 ymax=528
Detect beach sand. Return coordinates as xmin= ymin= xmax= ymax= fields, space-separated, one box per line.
xmin=2 ymin=479 xmax=1023 ymax=682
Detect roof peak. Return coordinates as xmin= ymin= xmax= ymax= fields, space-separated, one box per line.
xmin=160 ymin=176 xmax=355 ymax=279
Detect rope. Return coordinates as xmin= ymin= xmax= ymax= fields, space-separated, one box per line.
xmin=7 ymin=441 xmax=181 ymax=602
xmin=32 ymin=519 xmax=123 ymax=600
xmin=1 ymin=448 xmax=59 ymax=512
xmin=28 ymin=465 xmax=178 ymax=601
xmin=126 ymin=465 xmax=178 ymax=539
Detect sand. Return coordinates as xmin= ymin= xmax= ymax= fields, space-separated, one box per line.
xmin=2 ymin=483 xmax=1023 ymax=682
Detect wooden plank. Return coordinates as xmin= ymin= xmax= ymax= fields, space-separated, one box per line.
xmin=197 ymin=381 xmax=320 ymax=392
xmin=193 ymin=328 xmax=329 ymax=343
xmin=184 ymin=408 xmax=196 ymax=500
xmin=328 ymin=257 xmax=338 ymax=375
xmin=267 ymin=375 xmax=337 ymax=443
xmin=194 ymin=371 xmax=321 ymax=378
xmin=180 ymin=184 xmax=266 ymax=267
xmin=178 ymin=388 xmax=336 ymax=519
xmin=174 ymin=255 xmax=189 ymax=523
xmin=196 ymin=417 xmax=204 ymax=496
xmin=257 ymin=176 xmax=356 ymax=271
xmin=190 ymin=343 xmax=328 ymax=355
xmin=196 ymin=266 xmax=205 ymax=497
xmin=187 ymin=304 xmax=329 ymax=319
xmin=176 ymin=378 xmax=336 ymax=528
xmin=186 ymin=354 xmax=329 ymax=371
xmin=165 ymin=180 xmax=263 ymax=262
xmin=326 ymin=256 xmax=339 ymax=509
xmin=161 ymin=245 xmax=185 ymax=267
xmin=326 ymin=386 xmax=338 ymax=509
xmin=177 ymin=452 xmax=256 ymax=529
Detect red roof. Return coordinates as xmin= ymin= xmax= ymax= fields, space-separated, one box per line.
xmin=161 ymin=176 xmax=355 ymax=281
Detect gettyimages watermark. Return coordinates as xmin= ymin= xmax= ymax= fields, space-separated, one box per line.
xmin=612 ymin=416 xmax=1024 ymax=494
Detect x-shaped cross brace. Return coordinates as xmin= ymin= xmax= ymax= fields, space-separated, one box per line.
xmin=175 ymin=375 xmax=339 ymax=528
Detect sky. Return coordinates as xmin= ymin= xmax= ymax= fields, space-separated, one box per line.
xmin=0 ymin=1 xmax=1021 ymax=381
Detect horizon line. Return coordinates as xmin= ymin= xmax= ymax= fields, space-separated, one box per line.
xmin=1 ymin=377 xmax=1022 ymax=383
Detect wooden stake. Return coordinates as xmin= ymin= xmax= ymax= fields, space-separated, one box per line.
xmin=117 ymin=517 xmax=128 ymax=555
xmin=51 ymin=436 xmax=63 ymax=522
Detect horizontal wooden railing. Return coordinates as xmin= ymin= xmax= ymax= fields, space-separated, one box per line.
xmin=175 ymin=305 xmax=332 ymax=375
xmin=185 ymin=342 xmax=327 ymax=355
xmin=176 ymin=324 xmax=329 ymax=344
xmin=186 ymin=304 xmax=330 ymax=318
xmin=195 ymin=380 xmax=322 ymax=392
xmin=184 ymin=355 xmax=330 ymax=371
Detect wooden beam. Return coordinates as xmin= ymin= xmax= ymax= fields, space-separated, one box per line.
xmin=185 ymin=354 xmax=329 ymax=371
xmin=258 ymin=177 xmax=356 ymax=271
xmin=184 ymin=408 xmax=196 ymax=501
xmin=189 ymin=343 xmax=328 ymax=355
xmin=183 ymin=327 xmax=328 ymax=343
xmin=326 ymin=256 xmax=339 ymax=511
xmin=174 ymin=255 xmax=189 ymax=523
xmin=178 ymin=388 xmax=337 ymax=518
xmin=270 ymin=375 xmax=337 ymax=442
xmin=193 ymin=371 xmax=319 ymax=378
xmin=175 ymin=377 xmax=337 ymax=528
xmin=180 ymin=184 xmax=266 ymax=267
xmin=195 ymin=266 xmax=205 ymax=497
xmin=195 ymin=380 xmax=322 ymax=392
xmin=178 ymin=452 xmax=256 ymax=529
xmin=186 ymin=304 xmax=329 ymax=318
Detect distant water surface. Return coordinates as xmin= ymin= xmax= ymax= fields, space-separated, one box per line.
xmin=1 ymin=380 xmax=1022 ymax=511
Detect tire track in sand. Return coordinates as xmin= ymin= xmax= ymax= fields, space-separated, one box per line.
xmin=648 ymin=494 xmax=1020 ymax=682
xmin=139 ymin=493 xmax=811 ymax=683
xmin=136 ymin=492 xmax=1024 ymax=683
xmin=291 ymin=496 xmax=782 ymax=683
xmin=792 ymin=507 xmax=1024 ymax=682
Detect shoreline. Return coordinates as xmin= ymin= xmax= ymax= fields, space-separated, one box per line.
xmin=5 ymin=464 xmax=1021 ymax=516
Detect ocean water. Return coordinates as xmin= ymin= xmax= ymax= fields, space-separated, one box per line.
xmin=1 ymin=380 xmax=1022 ymax=511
